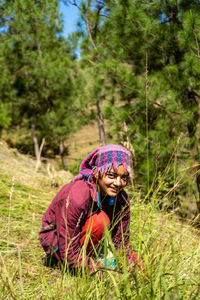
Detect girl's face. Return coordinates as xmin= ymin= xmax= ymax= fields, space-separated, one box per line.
xmin=97 ymin=164 xmax=129 ymax=197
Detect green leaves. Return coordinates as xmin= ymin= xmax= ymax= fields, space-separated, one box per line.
xmin=0 ymin=102 xmax=12 ymax=132
xmin=76 ymin=1 xmax=200 ymax=212
xmin=0 ymin=0 xmax=80 ymax=158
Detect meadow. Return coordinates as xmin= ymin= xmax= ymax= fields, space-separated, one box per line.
xmin=0 ymin=140 xmax=199 ymax=299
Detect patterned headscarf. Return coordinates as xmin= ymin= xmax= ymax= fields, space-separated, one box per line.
xmin=73 ymin=144 xmax=133 ymax=184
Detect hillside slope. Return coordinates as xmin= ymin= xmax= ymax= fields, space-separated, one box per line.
xmin=0 ymin=140 xmax=199 ymax=299
xmin=66 ymin=121 xmax=111 ymax=167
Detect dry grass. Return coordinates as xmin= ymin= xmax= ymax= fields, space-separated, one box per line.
xmin=0 ymin=139 xmax=200 ymax=299
xmin=66 ymin=120 xmax=112 ymax=166
xmin=0 ymin=140 xmax=73 ymax=188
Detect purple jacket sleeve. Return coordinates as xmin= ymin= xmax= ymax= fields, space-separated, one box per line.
xmin=55 ymin=181 xmax=98 ymax=274
xmin=39 ymin=181 xmax=99 ymax=274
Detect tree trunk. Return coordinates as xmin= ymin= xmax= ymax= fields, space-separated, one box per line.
xmin=32 ymin=122 xmax=45 ymax=172
xmin=31 ymin=122 xmax=40 ymax=161
xmin=59 ymin=140 xmax=67 ymax=170
xmin=97 ymin=100 xmax=106 ymax=146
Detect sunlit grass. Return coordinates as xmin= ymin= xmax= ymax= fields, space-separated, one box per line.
xmin=0 ymin=141 xmax=199 ymax=299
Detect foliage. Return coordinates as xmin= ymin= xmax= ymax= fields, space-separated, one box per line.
xmin=1 ymin=0 xmax=200 ymax=218
xmin=76 ymin=0 xmax=200 ymax=217
xmin=0 ymin=0 xmax=81 ymax=158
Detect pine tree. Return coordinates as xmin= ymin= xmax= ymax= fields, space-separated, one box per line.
xmin=1 ymin=0 xmax=77 ymax=169
xmin=75 ymin=0 xmax=200 ymax=215
xmin=69 ymin=0 xmax=114 ymax=145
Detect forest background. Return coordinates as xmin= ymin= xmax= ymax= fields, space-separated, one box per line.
xmin=0 ymin=1 xmax=200 ymax=298
xmin=1 ymin=0 xmax=200 ymax=224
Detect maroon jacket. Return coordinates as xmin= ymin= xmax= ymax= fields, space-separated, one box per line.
xmin=39 ymin=180 xmax=133 ymax=273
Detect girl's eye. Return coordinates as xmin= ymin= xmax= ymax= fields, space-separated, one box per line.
xmin=122 ymin=176 xmax=129 ymax=182
xmin=107 ymin=173 xmax=115 ymax=178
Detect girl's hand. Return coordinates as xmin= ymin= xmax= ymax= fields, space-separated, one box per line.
xmin=99 ymin=251 xmax=116 ymax=270
xmin=103 ymin=257 xmax=116 ymax=270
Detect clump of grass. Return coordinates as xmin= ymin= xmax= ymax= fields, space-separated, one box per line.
xmin=0 ymin=141 xmax=199 ymax=298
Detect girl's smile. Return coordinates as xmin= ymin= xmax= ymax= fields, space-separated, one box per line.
xmin=97 ymin=164 xmax=129 ymax=197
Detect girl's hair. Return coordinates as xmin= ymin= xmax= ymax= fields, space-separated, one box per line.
xmin=73 ymin=144 xmax=133 ymax=184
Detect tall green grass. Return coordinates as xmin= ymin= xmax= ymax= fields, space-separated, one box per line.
xmin=0 ymin=141 xmax=199 ymax=299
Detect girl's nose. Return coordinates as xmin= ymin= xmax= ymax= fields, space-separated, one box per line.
xmin=114 ymin=176 xmax=121 ymax=186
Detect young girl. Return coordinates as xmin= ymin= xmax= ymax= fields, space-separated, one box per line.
xmin=39 ymin=144 xmax=139 ymax=274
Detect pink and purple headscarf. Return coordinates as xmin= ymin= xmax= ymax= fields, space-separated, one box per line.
xmin=73 ymin=144 xmax=133 ymax=184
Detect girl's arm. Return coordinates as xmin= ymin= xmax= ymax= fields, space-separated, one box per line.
xmin=55 ymin=182 xmax=99 ymax=274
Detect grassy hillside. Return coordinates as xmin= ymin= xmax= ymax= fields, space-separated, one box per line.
xmin=0 ymin=140 xmax=199 ymax=299
xmin=2 ymin=121 xmax=109 ymax=172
